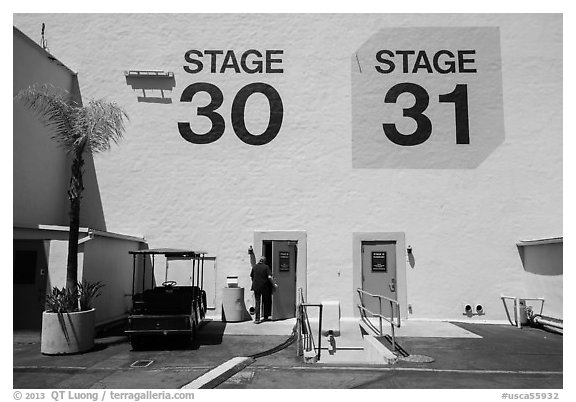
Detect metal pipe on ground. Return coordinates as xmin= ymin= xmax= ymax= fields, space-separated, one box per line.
xmin=531 ymin=315 xmax=563 ymax=330
xmin=542 ymin=325 xmax=563 ymax=335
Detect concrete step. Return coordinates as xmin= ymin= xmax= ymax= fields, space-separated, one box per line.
xmin=316 ymin=349 xmax=368 ymax=364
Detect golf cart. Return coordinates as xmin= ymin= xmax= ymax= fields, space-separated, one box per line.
xmin=125 ymin=248 xmax=207 ymax=349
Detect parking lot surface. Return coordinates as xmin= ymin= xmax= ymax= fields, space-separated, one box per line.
xmin=13 ymin=320 xmax=563 ymax=389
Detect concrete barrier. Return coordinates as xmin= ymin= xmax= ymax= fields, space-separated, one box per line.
xmin=363 ymin=335 xmax=398 ymax=364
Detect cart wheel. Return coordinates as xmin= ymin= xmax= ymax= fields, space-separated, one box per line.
xmin=189 ymin=317 xmax=198 ymax=347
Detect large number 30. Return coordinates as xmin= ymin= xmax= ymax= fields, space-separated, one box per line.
xmin=178 ymin=82 xmax=284 ymax=146
xmin=382 ymin=83 xmax=470 ymax=146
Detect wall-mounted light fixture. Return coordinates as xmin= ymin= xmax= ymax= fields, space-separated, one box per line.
xmin=407 ymin=245 xmax=413 ymax=254
xmin=124 ymin=70 xmax=176 ymax=104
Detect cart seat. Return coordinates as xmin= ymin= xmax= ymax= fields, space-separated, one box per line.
xmin=139 ymin=286 xmax=200 ymax=314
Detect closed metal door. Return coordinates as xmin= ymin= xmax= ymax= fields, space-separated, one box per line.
xmin=271 ymin=241 xmax=297 ymax=320
xmin=361 ymin=241 xmax=397 ymax=318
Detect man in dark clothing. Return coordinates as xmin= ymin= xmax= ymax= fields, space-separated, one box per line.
xmin=249 ymin=247 xmax=278 ymax=323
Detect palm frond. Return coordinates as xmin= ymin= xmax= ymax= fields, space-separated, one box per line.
xmin=77 ymin=99 xmax=129 ymax=154
xmin=14 ymin=84 xmax=82 ymax=152
xmin=16 ymin=83 xmax=128 ymax=296
xmin=15 ymin=84 xmax=128 ymax=155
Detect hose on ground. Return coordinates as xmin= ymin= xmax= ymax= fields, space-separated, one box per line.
xmin=248 ymin=324 xmax=298 ymax=359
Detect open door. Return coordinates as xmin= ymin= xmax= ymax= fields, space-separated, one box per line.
xmin=270 ymin=240 xmax=297 ymax=320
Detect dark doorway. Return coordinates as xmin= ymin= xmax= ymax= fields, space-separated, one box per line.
xmin=13 ymin=240 xmax=49 ymax=330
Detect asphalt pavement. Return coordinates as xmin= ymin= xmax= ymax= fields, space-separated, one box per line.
xmin=13 ymin=319 xmax=563 ymax=389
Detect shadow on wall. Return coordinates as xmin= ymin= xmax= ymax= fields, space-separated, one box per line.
xmin=408 ymin=252 xmax=416 ymax=269
xmin=516 ymin=241 xmax=562 ymax=276
xmin=80 ymin=153 xmax=107 ymax=231
xmin=70 ymin=75 xmax=107 ymax=231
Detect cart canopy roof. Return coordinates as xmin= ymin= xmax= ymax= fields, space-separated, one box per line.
xmin=129 ymin=248 xmax=207 ymax=258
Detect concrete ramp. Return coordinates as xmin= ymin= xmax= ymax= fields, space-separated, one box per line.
xmin=309 ymin=318 xmax=396 ymax=365
xmin=310 ymin=318 xmax=483 ymax=365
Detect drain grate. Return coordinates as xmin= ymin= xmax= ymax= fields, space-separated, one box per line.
xmin=399 ymin=354 xmax=435 ymax=363
xmin=130 ymin=359 xmax=154 ymax=368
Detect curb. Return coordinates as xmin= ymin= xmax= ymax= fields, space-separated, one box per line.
xmin=180 ymin=356 xmax=255 ymax=389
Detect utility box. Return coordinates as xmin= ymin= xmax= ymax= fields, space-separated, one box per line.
xmin=221 ymin=286 xmax=247 ymax=322
xmin=321 ymin=301 xmax=341 ymax=336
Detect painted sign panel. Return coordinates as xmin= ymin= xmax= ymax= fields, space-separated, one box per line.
xmin=178 ymin=49 xmax=285 ymax=146
xmin=352 ymin=27 xmax=505 ymax=168
xmin=371 ymin=251 xmax=387 ymax=272
xmin=279 ymin=251 xmax=290 ymax=271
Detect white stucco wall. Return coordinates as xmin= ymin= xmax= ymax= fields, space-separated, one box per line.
xmin=82 ymin=236 xmax=145 ymax=325
xmin=13 ymin=27 xmax=108 ymax=231
xmin=13 ymin=14 xmax=562 ymax=321
xmin=13 ymin=28 xmax=74 ymax=228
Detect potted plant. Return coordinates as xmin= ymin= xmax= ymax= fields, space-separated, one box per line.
xmin=15 ymin=84 xmax=128 ymax=354
xmin=41 ymin=281 xmax=104 ymax=354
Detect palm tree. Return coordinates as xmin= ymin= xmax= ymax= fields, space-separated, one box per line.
xmin=15 ymin=84 xmax=128 ymax=294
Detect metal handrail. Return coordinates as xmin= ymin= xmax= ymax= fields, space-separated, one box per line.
xmin=356 ymin=288 xmax=401 ymax=354
xmin=299 ymin=290 xmax=315 ymax=352
xmin=501 ymin=295 xmax=545 ymax=328
xmin=297 ymin=288 xmax=312 ymax=355
xmin=297 ymin=288 xmax=323 ymax=362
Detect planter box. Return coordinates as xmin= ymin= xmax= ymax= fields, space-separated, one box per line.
xmin=41 ymin=309 xmax=95 ymax=355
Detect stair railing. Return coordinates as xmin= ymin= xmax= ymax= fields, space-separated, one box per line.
xmin=297 ymin=288 xmax=323 ymax=362
xmin=356 ymin=288 xmax=401 ymax=354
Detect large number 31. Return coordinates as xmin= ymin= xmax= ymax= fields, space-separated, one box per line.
xmin=383 ymin=83 xmax=470 ymax=146
xmin=178 ymin=82 xmax=283 ymax=146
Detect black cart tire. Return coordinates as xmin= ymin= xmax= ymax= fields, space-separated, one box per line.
xmin=130 ymin=335 xmax=146 ymax=351
xmin=188 ymin=319 xmax=197 ymax=346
